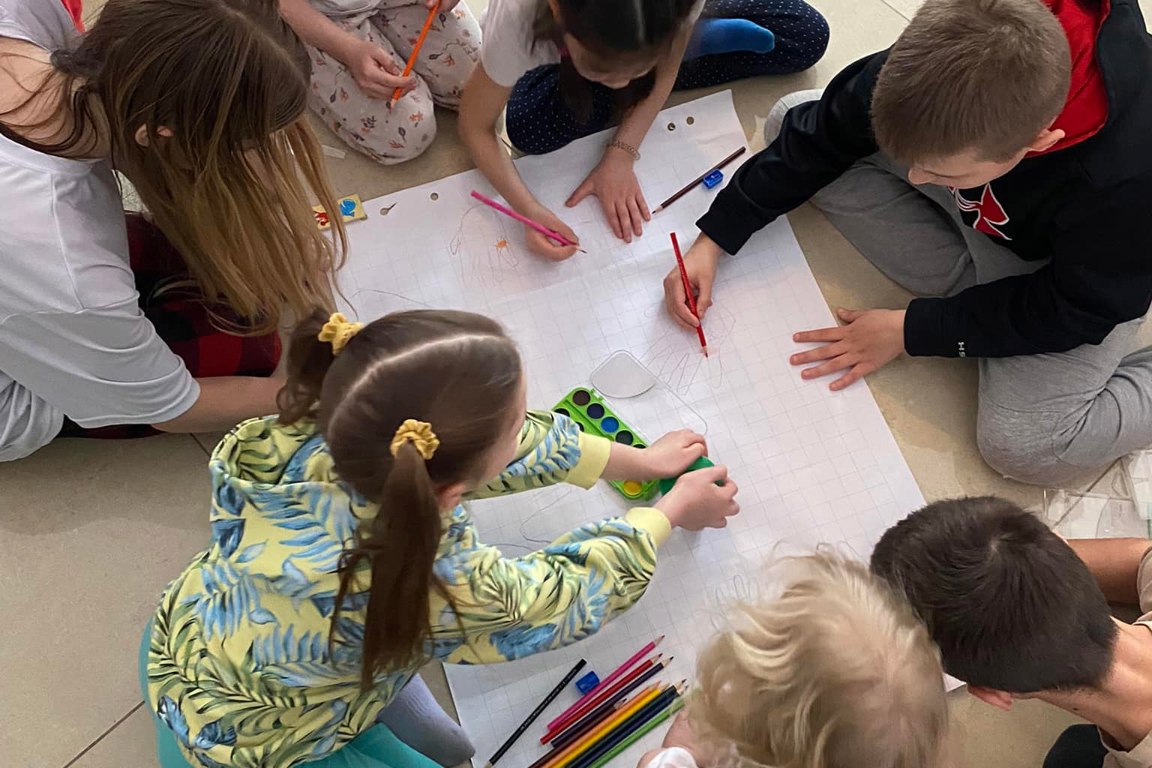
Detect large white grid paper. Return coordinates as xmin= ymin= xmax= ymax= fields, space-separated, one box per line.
xmin=335 ymin=91 xmax=925 ymax=768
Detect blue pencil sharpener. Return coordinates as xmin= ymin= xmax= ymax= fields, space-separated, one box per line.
xmin=575 ymin=671 xmax=600 ymax=694
xmin=702 ymin=169 xmax=725 ymax=189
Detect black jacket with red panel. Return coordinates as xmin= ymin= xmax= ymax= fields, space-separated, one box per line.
xmin=698 ymin=0 xmax=1152 ymax=358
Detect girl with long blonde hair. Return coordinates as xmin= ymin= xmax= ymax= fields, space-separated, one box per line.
xmin=0 ymin=0 xmax=344 ymax=460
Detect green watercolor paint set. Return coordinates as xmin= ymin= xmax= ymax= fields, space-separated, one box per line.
xmin=553 ymin=386 xmax=714 ymax=502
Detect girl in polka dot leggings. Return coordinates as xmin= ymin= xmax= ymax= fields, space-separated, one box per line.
xmin=460 ymin=0 xmax=828 ymax=259
xmin=510 ymin=0 xmax=830 ymax=155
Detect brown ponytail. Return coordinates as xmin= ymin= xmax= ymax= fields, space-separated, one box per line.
xmin=337 ymin=442 xmax=444 ymax=688
xmin=279 ymin=308 xmax=524 ymax=685
xmin=276 ymin=308 xmax=339 ymax=424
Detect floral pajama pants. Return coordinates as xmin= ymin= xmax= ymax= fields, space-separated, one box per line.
xmin=308 ymin=2 xmax=480 ymax=165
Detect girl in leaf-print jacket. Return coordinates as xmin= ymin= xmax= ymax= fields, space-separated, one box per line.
xmin=143 ymin=308 xmax=739 ymax=768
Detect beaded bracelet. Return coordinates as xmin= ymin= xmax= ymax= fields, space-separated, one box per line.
xmin=607 ymin=139 xmax=641 ymax=161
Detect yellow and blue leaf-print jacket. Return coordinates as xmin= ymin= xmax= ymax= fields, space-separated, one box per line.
xmin=146 ymin=411 xmax=670 ymax=768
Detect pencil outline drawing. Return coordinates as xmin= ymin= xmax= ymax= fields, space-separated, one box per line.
xmin=449 ymin=203 xmax=522 ymax=288
xmin=641 ymin=303 xmax=736 ymax=395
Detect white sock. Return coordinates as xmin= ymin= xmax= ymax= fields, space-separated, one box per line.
xmin=378 ymin=674 xmax=475 ymax=766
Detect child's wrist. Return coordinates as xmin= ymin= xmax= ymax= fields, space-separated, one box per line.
xmin=653 ymin=494 xmax=684 ymax=529
xmin=606 ymin=139 xmax=640 ymax=163
xmin=333 ymin=35 xmax=364 ymax=66
xmin=604 ymin=442 xmax=648 ymax=481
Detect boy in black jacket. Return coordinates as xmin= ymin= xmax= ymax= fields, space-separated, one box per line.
xmin=664 ymin=0 xmax=1152 ymax=485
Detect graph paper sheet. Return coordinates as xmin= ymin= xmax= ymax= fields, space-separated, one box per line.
xmin=335 ymin=91 xmax=926 ymax=768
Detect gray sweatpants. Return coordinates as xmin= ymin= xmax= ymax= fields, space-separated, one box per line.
xmin=768 ymin=91 xmax=1152 ymax=486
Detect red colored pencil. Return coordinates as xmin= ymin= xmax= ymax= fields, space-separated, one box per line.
xmin=543 ymin=654 xmax=659 ymax=742
xmin=549 ymin=657 xmax=672 ymax=749
xmin=671 ymin=232 xmax=709 ymax=357
xmin=546 ymin=635 xmax=664 ymax=733
xmin=389 ymin=2 xmax=439 ymax=107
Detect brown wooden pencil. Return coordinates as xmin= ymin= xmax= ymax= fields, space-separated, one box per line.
xmin=653 ymin=146 xmax=747 ymax=214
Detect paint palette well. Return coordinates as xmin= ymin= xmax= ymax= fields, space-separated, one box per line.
xmin=554 ymin=387 xmax=657 ymax=501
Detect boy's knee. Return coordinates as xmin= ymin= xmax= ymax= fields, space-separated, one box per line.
xmin=976 ymin=419 xmax=1052 ymax=485
xmin=976 ymin=407 xmax=1100 ymax=487
xmin=766 ymin=89 xmax=824 ymax=144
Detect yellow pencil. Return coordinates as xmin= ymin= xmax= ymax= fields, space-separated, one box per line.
xmin=544 ymin=685 xmax=665 ymax=768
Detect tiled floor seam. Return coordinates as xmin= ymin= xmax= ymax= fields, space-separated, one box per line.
xmin=60 ymin=701 xmax=145 ymax=768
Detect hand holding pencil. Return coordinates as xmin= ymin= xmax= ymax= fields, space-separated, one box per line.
xmin=345 ymin=42 xmax=415 ymax=101
xmin=663 ymin=234 xmax=723 ymax=331
xmin=470 ymin=191 xmax=582 ymax=261
xmin=523 ymin=206 xmax=582 ymax=261
xmin=388 ymin=1 xmax=440 ymax=107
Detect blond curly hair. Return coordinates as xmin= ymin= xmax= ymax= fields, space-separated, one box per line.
xmin=689 ymin=553 xmax=948 ymax=768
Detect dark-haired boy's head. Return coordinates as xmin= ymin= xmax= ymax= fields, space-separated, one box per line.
xmin=871 ymin=0 xmax=1072 ymax=189
xmin=870 ymin=497 xmax=1118 ymax=696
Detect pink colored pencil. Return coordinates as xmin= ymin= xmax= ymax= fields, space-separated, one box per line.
xmin=469 ymin=190 xmax=585 ymax=253
xmin=546 ymin=635 xmax=664 ymax=733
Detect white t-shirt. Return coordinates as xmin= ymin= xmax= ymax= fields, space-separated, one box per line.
xmin=0 ymin=0 xmax=198 ymax=461
xmin=480 ymin=0 xmax=705 ymax=88
xmin=642 ymin=747 xmax=698 ymax=768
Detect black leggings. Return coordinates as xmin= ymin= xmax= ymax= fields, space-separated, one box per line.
xmin=506 ymin=0 xmax=830 ymax=155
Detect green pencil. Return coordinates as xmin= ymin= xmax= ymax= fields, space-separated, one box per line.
xmin=586 ymin=698 xmax=686 ymax=768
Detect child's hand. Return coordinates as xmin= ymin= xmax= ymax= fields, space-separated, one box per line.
xmin=566 ymin=151 xmax=650 ymax=243
xmin=661 ymin=712 xmax=701 ymax=753
xmin=656 ymin=466 xmax=739 ymax=531
xmin=663 ymin=234 xmax=722 ymax=329
xmin=790 ymin=308 xmax=907 ymax=391
xmin=642 ymin=429 xmax=707 ymax=478
xmin=345 ymin=40 xmax=415 ymax=100
xmin=524 ymin=206 xmax=580 ymax=261
xmin=636 ymin=713 xmax=707 ymax=768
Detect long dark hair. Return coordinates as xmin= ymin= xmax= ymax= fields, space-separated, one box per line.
xmin=0 ymin=0 xmax=344 ymax=332
xmin=279 ymin=309 xmax=524 ymax=688
xmin=533 ymin=0 xmax=698 ymax=122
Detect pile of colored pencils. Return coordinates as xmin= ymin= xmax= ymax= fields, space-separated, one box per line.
xmin=486 ymin=636 xmax=685 ymax=768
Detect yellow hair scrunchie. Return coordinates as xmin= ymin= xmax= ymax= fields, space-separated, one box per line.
xmin=390 ymin=419 xmax=439 ymax=460
xmin=318 ymin=312 xmax=363 ymax=355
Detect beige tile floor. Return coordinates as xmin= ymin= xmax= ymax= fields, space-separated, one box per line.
xmin=5 ymin=0 xmax=1151 ymax=766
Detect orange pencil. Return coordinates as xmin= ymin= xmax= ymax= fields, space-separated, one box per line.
xmin=550 ymin=686 xmax=664 ymax=768
xmin=671 ymin=232 xmax=709 ymax=357
xmin=528 ymin=688 xmax=660 ymax=768
xmin=390 ymin=1 xmax=440 ymax=106
xmin=533 ymin=685 xmax=663 ymax=768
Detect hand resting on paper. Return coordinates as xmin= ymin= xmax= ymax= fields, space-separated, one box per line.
xmin=790 ymin=308 xmax=907 ymax=391
xmin=567 ymin=150 xmax=651 ymax=244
